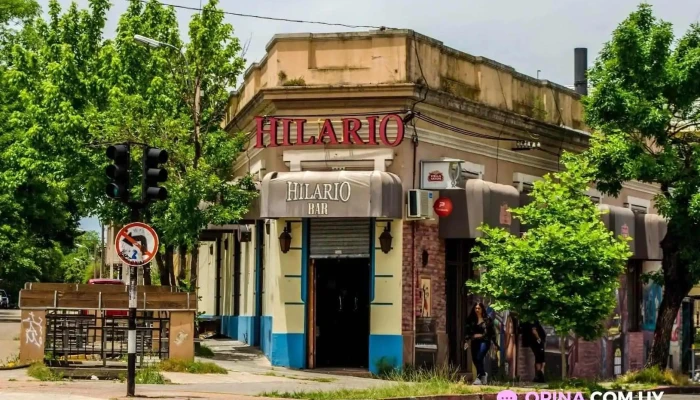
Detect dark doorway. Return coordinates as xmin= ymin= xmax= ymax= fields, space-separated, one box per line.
xmin=445 ymin=239 xmax=475 ymax=372
xmin=313 ymin=258 xmax=371 ymax=368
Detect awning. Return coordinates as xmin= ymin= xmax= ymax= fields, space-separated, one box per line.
xmin=598 ymin=204 xmax=636 ymax=257
xmin=260 ymin=170 xmax=403 ymax=218
xmin=633 ymin=213 xmax=666 ymax=261
xmin=439 ymin=179 xmax=520 ymax=238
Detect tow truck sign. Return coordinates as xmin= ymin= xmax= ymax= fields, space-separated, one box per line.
xmin=115 ymin=222 xmax=159 ymax=266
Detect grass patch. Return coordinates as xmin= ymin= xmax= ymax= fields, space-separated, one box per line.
xmin=282 ymin=77 xmax=306 ymax=86
xmin=547 ymin=378 xmax=606 ymax=395
xmin=27 ymin=362 xmax=63 ymax=381
xmin=261 ymin=381 xmax=500 ymax=400
xmin=159 ymin=359 xmax=227 ymax=374
xmin=616 ymin=366 xmax=690 ymax=386
xmin=8 ymin=378 xmax=16 ymax=381
xmin=135 ymin=365 xmax=168 ymax=384
xmin=195 ymin=344 xmax=215 ymax=358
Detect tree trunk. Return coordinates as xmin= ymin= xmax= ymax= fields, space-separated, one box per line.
xmin=143 ymin=263 xmax=152 ymax=285
xmin=166 ymin=245 xmax=175 ymax=288
xmin=190 ymin=243 xmax=199 ymax=293
xmin=155 ymin=252 xmax=169 ymax=286
xmin=560 ymin=335 xmax=566 ymax=381
xmin=177 ymin=245 xmax=187 ymax=283
xmin=645 ymin=226 xmax=693 ymax=369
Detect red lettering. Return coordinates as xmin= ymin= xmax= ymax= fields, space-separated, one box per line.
xmin=342 ymin=118 xmax=364 ymax=145
xmin=280 ymin=119 xmax=292 ymax=146
xmin=379 ymin=114 xmax=404 ymax=147
xmin=255 ymin=116 xmax=278 ymax=148
xmin=317 ymin=119 xmax=339 ymax=145
xmin=367 ymin=116 xmax=378 ymax=145
xmin=295 ymin=119 xmax=315 ymax=145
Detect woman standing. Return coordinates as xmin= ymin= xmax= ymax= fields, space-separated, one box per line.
xmin=463 ymin=302 xmax=496 ymax=385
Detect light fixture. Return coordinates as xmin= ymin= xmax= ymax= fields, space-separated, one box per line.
xmin=422 ymin=249 xmax=429 ymax=267
xmin=379 ymin=222 xmax=393 ymax=254
xmin=134 ymin=34 xmax=163 ymax=48
xmin=279 ymin=222 xmax=292 ymax=254
xmin=265 ymin=220 xmax=271 ymax=235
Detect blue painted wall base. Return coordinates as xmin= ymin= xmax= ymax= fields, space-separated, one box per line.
xmin=271 ymin=333 xmax=305 ymax=368
xmin=369 ymin=334 xmax=403 ymax=374
xmin=261 ymin=316 xmax=273 ymax=360
xmin=220 ymin=316 xmax=259 ymax=346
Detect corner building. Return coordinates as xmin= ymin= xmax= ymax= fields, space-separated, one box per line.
xmin=197 ymin=30 xmax=675 ymax=378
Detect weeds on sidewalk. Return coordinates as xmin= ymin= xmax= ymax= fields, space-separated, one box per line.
xmin=136 ymin=365 xmax=169 ymax=384
xmin=616 ymin=366 xmax=689 ymax=386
xmin=159 ymin=359 xmax=227 ymax=374
xmin=261 ymin=365 xmax=502 ymax=400
xmin=262 ymin=381 xmax=499 ymax=400
xmin=27 ymin=362 xmax=63 ymax=381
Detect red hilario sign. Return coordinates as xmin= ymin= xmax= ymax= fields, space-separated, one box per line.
xmin=433 ymin=197 xmax=453 ymax=217
xmin=254 ymin=114 xmax=405 ymax=148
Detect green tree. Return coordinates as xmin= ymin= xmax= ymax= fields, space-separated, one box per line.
xmin=469 ymin=154 xmax=631 ymax=379
xmin=96 ymin=0 xmax=254 ymax=287
xmin=0 ymin=0 xmax=90 ymax=297
xmin=61 ymin=230 xmax=101 ymax=283
xmin=583 ymin=4 xmax=700 ymax=368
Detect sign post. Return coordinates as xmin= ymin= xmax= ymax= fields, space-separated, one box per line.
xmin=115 ymin=221 xmax=159 ymax=397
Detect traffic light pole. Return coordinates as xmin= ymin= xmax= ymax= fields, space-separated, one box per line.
xmin=127 ymin=204 xmax=140 ymax=397
xmin=105 ymin=142 xmax=168 ymax=398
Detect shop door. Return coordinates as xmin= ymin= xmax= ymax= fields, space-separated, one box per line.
xmin=309 ymin=218 xmax=371 ymax=368
xmin=445 ymin=239 xmax=475 ymax=372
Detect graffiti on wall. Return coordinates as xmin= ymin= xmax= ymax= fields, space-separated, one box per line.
xmin=642 ymin=282 xmax=662 ymax=332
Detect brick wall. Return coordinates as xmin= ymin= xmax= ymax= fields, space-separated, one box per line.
xmin=402 ymin=221 xmax=446 ymax=333
xmin=627 ymin=332 xmax=645 ymax=371
xmin=575 ymin=340 xmax=602 ymax=379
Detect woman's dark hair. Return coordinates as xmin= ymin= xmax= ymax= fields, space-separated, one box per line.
xmin=466 ymin=302 xmax=489 ymax=325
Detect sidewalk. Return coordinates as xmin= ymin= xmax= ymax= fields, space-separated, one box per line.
xmin=0 ymin=338 xmax=397 ymax=399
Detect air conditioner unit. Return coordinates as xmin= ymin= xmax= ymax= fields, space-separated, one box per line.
xmin=407 ymin=189 xmax=434 ymax=219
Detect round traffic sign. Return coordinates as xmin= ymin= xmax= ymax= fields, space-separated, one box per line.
xmin=115 ymin=222 xmax=159 ymax=266
xmin=433 ymin=197 xmax=453 ymax=217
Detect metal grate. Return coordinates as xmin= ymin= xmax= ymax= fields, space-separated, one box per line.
xmin=45 ymin=310 xmax=170 ymax=365
xmin=309 ymin=219 xmax=371 ymax=258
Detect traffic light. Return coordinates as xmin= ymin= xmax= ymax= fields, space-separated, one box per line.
xmin=106 ymin=144 xmax=130 ymax=201
xmin=142 ymin=147 xmax=168 ymax=201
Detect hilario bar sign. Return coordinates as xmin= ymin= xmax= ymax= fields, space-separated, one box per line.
xmin=254 ymin=114 xmax=405 ymax=148
xmin=261 ymin=170 xmax=403 ymax=218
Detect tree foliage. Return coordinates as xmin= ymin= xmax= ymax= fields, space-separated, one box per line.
xmin=583 ymin=4 xmax=700 ymax=367
xmin=469 ymin=154 xmax=631 ymax=341
xmin=0 ymin=0 xmax=254 ymax=291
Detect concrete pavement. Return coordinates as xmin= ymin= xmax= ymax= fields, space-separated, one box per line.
xmin=0 ymin=311 xmax=20 ymax=364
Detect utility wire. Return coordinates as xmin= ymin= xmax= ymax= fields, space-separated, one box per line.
xmin=134 ymin=0 xmax=390 ymax=30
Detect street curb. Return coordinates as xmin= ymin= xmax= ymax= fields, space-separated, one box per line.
xmin=0 ymin=364 xmax=30 ymax=370
xmin=652 ymin=386 xmax=700 ymax=394
xmin=0 ymin=318 xmax=20 ymax=323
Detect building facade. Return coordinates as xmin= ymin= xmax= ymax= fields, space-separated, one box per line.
xmin=195 ymin=30 xmax=682 ymax=378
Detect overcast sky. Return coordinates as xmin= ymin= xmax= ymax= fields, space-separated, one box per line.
xmin=54 ymin=0 xmax=696 ymax=233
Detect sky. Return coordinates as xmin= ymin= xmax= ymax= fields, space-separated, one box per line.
xmin=62 ymin=0 xmax=698 ymax=233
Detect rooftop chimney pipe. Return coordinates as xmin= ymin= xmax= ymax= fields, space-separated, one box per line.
xmin=574 ymin=48 xmax=588 ymax=96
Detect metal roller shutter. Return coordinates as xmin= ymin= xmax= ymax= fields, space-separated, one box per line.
xmin=309 ymin=219 xmax=371 ymax=258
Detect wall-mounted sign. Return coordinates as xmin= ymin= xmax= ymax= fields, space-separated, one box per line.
xmin=433 ymin=197 xmax=453 ymax=217
xmin=254 ymin=114 xmax=405 ymax=148
xmin=420 ymin=160 xmax=466 ymax=190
